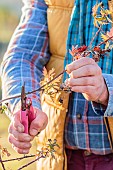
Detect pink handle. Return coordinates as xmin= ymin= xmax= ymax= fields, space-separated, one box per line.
xmin=21 ymin=98 xmax=36 ymax=134
xmin=20 ymin=110 xmax=28 ymax=133
xmin=28 ymin=105 xmax=36 ymax=124
xmin=26 ymin=98 xmax=36 ymax=124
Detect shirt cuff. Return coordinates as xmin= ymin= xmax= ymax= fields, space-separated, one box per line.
xmin=92 ymin=73 xmax=113 ymax=116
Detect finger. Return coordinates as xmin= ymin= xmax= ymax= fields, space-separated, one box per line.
xmin=9 ymin=126 xmax=33 ymax=142
xmin=29 ymin=109 xmax=48 ymax=136
xmin=71 ymin=85 xmax=95 ymax=94
xmin=12 ymin=111 xmax=24 ymax=133
xmin=65 ymin=76 xmax=98 ymax=87
xmin=12 ymin=145 xmax=30 ymax=154
xmin=9 ymin=135 xmax=32 ymax=150
xmin=69 ymin=64 xmax=101 ymax=78
xmin=66 ymin=57 xmax=95 ymax=73
xmin=8 ymin=123 xmax=13 ymax=134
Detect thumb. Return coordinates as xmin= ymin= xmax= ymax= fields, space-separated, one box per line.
xmin=29 ymin=109 xmax=48 ymax=136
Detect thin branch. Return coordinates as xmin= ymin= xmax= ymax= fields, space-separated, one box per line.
xmin=18 ymin=155 xmax=46 ymax=170
xmin=88 ymin=26 xmax=102 ymax=48
xmin=99 ymin=35 xmax=113 ymax=46
xmin=1 ymin=154 xmax=35 ymax=163
xmin=0 ymin=155 xmax=6 ymax=170
xmin=0 ymin=70 xmax=66 ymax=105
xmin=0 ymin=94 xmax=21 ymax=105
xmin=26 ymin=69 xmax=66 ymax=95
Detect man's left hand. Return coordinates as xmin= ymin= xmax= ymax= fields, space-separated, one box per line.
xmin=65 ymin=57 xmax=109 ymax=105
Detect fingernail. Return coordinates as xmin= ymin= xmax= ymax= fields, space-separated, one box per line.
xmin=31 ymin=129 xmax=38 ymax=136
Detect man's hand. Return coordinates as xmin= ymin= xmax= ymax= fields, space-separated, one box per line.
xmin=65 ymin=57 xmax=109 ymax=105
xmin=8 ymin=108 xmax=48 ymax=154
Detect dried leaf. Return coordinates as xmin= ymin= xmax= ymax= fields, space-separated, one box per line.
xmin=107 ymin=27 xmax=113 ymax=39
xmin=100 ymin=9 xmax=112 ymax=17
xmin=92 ymin=2 xmax=102 ymax=17
xmin=69 ymin=45 xmax=87 ymax=59
xmin=43 ymin=67 xmax=48 ymax=77
xmin=94 ymin=17 xmax=108 ymax=26
xmin=40 ymin=68 xmax=62 ymax=97
xmin=48 ymin=68 xmax=55 ymax=79
xmin=96 ymin=17 xmax=106 ymax=21
xmin=92 ymin=3 xmax=113 ymax=27
xmin=93 ymin=18 xmax=99 ymax=27
xmin=0 ymin=145 xmax=11 ymax=157
xmin=105 ymin=42 xmax=110 ymax=50
xmin=109 ymin=45 xmax=113 ymax=50
xmin=106 ymin=16 xmax=113 ymax=24
xmin=101 ymin=33 xmax=109 ymax=41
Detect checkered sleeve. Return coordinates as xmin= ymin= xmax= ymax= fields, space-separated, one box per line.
xmin=1 ymin=0 xmax=50 ymax=114
xmin=92 ymin=74 xmax=113 ymax=116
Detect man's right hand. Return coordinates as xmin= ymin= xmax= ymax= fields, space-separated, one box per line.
xmin=8 ymin=108 xmax=48 ymax=154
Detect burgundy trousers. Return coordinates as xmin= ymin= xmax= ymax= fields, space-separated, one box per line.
xmin=66 ymin=148 xmax=113 ymax=170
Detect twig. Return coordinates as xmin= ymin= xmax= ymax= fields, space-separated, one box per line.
xmin=1 ymin=154 xmax=35 ymax=163
xmin=99 ymin=35 xmax=113 ymax=46
xmin=0 ymin=155 xmax=6 ymax=170
xmin=26 ymin=69 xmax=66 ymax=95
xmin=0 ymin=94 xmax=22 ymax=105
xmin=18 ymin=155 xmax=46 ymax=170
xmin=88 ymin=26 xmax=102 ymax=48
xmin=0 ymin=70 xmax=67 ymax=104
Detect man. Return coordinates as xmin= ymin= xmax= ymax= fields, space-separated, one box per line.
xmin=1 ymin=0 xmax=113 ymax=170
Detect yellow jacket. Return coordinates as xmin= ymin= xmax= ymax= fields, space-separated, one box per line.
xmin=36 ymin=1 xmax=113 ymax=170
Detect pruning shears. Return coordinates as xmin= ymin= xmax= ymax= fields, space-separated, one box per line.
xmin=20 ymin=84 xmax=36 ymax=134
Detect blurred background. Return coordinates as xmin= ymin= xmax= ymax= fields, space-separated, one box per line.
xmin=0 ymin=0 xmax=22 ymax=58
xmin=0 ymin=1 xmax=36 ymax=169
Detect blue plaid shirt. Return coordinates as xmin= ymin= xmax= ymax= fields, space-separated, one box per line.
xmin=64 ymin=0 xmax=113 ymax=155
xmin=1 ymin=0 xmax=113 ymax=155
